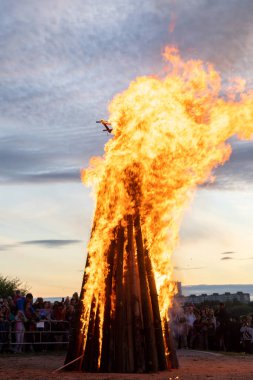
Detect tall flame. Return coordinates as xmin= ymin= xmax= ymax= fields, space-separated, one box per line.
xmin=80 ymin=46 xmax=253 ymax=355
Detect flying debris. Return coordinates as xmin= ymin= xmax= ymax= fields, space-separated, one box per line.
xmin=96 ymin=119 xmax=113 ymax=133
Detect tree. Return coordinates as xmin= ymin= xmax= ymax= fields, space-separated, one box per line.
xmin=0 ymin=275 xmax=29 ymax=298
xmin=228 ymin=303 xmax=253 ymax=318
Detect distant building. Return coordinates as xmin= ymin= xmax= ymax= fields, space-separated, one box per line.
xmin=175 ymin=288 xmax=250 ymax=304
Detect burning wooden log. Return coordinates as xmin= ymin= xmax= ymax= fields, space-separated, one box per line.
xmin=100 ymin=239 xmax=116 ymax=371
xmin=126 ymin=214 xmax=144 ymax=372
xmin=64 ymin=164 xmax=178 ymax=372
xmin=65 ymin=209 xmax=178 ymax=372
xmin=134 ymin=213 xmax=158 ymax=371
xmin=144 ymin=247 xmax=168 ymax=370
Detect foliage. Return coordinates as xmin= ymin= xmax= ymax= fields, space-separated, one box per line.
xmin=196 ymin=300 xmax=253 ymax=318
xmin=227 ymin=303 xmax=253 ymax=318
xmin=0 ymin=274 xmax=29 ymax=298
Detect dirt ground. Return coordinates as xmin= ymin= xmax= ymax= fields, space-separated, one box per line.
xmin=0 ymin=350 xmax=252 ymax=380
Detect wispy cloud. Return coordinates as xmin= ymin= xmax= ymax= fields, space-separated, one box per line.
xmin=203 ymin=141 xmax=253 ymax=190
xmin=171 ymin=0 xmax=253 ymax=79
xmin=1 ymin=1 xmax=253 ymax=186
xmin=221 ymin=257 xmax=234 ymax=261
xmin=0 ymin=0 xmax=170 ymax=184
xmin=221 ymin=251 xmax=235 ymax=255
xmin=0 ymin=239 xmax=83 ymax=251
xmin=0 ymin=170 xmax=80 ymax=185
xmin=20 ymin=240 xmax=82 ymax=248
xmin=221 ymin=255 xmax=253 ymax=261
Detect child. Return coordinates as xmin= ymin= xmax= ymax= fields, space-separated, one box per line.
xmin=15 ymin=310 xmax=27 ymax=353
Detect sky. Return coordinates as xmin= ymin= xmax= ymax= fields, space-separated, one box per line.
xmin=1 ymin=0 xmax=253 ymax=296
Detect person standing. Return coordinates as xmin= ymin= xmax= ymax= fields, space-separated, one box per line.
xmin=14 ymin=310 xmax=27 ymax=353
xmin=215 ymin=303 xmax=230 ymax=351
xmin=185 ymin=305 xmax=196 ymax=349
xmin=240 ymin=317 xmax=253 ymax=354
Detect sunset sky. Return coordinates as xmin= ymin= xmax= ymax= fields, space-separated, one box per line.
xmin=1 ymin=0 xmax=253 ymax=296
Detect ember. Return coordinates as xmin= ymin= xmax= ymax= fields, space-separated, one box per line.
xmin=65 ymin=46 xmax=253 ymax=372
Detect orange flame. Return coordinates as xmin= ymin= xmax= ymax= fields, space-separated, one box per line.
xmin=80 ymin=46 xmax=253 ymax=357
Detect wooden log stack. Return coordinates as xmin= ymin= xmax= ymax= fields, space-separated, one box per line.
xmin=65 ymin=166 xmax=178 ymax=372
xmin=65 ymin=211 xmax=178 ymax=372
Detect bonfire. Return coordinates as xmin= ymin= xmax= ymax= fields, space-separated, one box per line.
xmin=65 ymin=46 xmax=253 ymax=372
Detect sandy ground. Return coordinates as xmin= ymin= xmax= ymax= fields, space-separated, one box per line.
xmin=0 ymin=350 xmax=253 ymax=380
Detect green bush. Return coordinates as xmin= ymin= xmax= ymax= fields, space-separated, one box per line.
xmin=0 ymin=274 xmax=29 ymax=298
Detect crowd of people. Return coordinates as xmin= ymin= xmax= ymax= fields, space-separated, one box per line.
xmin=170 ymin=302 xmax=253 ymax=354
xmin=1 ymin=290 xmax=253 ymax=355
xmin=0 ymin=291 xmax=79 ymax=353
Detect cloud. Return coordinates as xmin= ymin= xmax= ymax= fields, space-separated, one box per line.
xmin=1 ymin=0 xmax=168 ymax=184
xmin=20 ymin=240 xmax=82 ymax=248
xmin=0 ymin=131 xmax=92 ymax=184
xmin=171 ymin=0 xmax=253 ymax=80
xmin=221 ymin=251 xmax=235 ymax=255
xmin=1 ymin=1 xmax=253 ymax=186
xmin=202 ymin=141 xmax=253 ymax=190
xmin=0 ymin=170 xmax=80 ymax=185
xmin=0 ymin=239 xmax=83 ymax=251
xmin=220 ymin=255 xmax=253 ymax=261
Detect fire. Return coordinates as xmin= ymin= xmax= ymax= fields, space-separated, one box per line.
xmin=80 ymin=46 xmax=253 ymax=361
